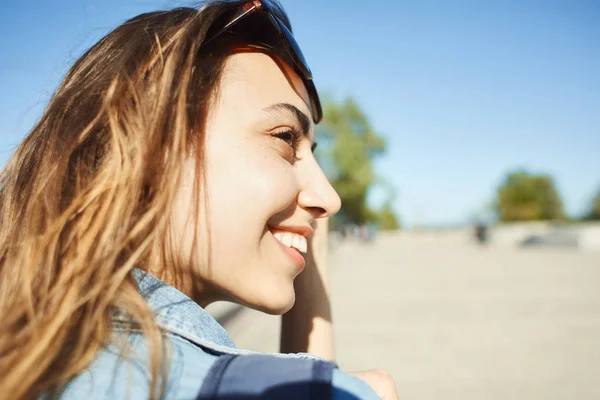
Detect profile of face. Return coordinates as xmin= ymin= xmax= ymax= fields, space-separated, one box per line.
xmin=169 ymin=52 xmax=341 ymax=314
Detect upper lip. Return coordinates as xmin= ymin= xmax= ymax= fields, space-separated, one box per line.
xmin=268 ymin=224 xmax=314 ymax=239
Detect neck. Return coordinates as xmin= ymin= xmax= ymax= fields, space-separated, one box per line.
xmin=146 ymin=264 xmax=223 ymax=308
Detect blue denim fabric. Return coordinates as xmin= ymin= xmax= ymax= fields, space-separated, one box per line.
xmin=54 ymin=270 xmax=379 ymax=399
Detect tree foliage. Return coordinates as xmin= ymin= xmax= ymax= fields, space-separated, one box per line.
xmin=375 ymin=201 xmax=401 ymax=230
xmin=586 ymin=186 xmax=600 ymax=220
xmin=316 ymin=96 xmax=396 ymax=228
xmin=496 ymin=170 xmax=564 ymax=222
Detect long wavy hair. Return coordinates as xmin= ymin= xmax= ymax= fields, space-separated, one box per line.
xmin=0 ymin=1 xmax=291 ymax=398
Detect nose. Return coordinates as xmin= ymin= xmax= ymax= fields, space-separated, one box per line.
xmin=297 ymin=156 xmax=342 ymax=219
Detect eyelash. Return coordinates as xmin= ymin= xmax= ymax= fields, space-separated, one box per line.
xmin=273 ymin=128 xmax=303 ymax=160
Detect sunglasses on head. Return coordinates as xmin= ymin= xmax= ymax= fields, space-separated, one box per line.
xmin=204 ymin=0 xmax=322 ymax=123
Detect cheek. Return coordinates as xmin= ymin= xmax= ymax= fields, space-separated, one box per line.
xmin=205 ymin=142 xmax=299 ymax=237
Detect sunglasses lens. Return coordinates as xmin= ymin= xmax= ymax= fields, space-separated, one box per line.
xmin=206 ymin=1 xmax=321 ymax=121
xmin=265 ymin=14 xmax=321 ymax=120
xmin=268 ymin=14 xmax=312 ymax=78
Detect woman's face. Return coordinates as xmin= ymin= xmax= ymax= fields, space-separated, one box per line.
xmin=169 ymin=52 xmax=340 ymax=314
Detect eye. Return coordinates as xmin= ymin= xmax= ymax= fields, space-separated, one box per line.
xmin=272 ymin=128 xmax=302 ymax=160
xmin=273 ymin=130 xmax=297 ymax=147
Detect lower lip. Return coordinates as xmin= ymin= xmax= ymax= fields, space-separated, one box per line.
xmin=272 ymin=234 xmax=306 ymax=271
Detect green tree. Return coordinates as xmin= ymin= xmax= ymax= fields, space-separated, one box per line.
xmin=496 ymin=170 xmax=565 ymax=222
xmin=586 ymin=186 xmax=600 ymax=220
xmin=372 ymin=184 xmax=401 ymax=230
xmin=315 ymin=96 xmax=391 ymax=226
xmin=375 ymin=200 xmax=401 ymax=230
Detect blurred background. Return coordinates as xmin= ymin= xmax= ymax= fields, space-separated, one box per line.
xmin=1 ymin=1 xmax=599 ymax=399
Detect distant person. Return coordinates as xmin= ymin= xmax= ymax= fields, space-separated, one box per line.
xmin=475 ymin=222 xmax=489 ymax=244
xmin=0 ymin=1 xmax=398 ymax=399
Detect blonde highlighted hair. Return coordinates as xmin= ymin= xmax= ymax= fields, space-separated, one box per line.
xmin=0 ymin=2 xmax=292 ymax=398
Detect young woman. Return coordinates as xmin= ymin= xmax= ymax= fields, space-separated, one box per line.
xmin=0 ymin=1 xmax=398 ymax=398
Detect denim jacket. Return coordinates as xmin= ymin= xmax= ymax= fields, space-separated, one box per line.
xmin=55 ymin=270 xmax=379 ymax=399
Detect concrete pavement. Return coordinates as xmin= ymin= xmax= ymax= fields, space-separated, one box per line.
xmin=219 ymin=232 xmax=600 ymax=400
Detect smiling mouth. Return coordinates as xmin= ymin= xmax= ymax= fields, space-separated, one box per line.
xmin=271 ymin=231 xmax=308 ymax=254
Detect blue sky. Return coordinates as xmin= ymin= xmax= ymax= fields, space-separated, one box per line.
xmin=1 ymin=0 xmax=599 ymax=226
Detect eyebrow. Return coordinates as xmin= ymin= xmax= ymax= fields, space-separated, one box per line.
xmin=262 ymin=103 xmax=312 ymax=137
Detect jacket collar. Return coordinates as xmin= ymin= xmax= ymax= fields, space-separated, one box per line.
xmin=131 ymin=269 xmax=329 ymax=361
xmin=133 ymin=269 xmax=237 ymax=350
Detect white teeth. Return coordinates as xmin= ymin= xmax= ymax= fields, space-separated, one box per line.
xmin=273 ymin=232 xmax=293 ymax=247
xmin=293 ymin=234 xmax=308 ymax=253
xmin=273 ymin=231 xmax=308 ymax=254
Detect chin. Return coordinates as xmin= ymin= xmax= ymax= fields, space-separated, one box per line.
xmin=248 ymin=286 xmax=296 ymax=315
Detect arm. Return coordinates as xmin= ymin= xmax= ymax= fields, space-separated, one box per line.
xmin=280 ymin=217 xmax=335 ymax=360
xmin=278 ymin=220 xmax=399 ymax=399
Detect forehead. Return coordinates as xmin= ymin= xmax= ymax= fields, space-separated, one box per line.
xmin=216 ymin=52 xmax=313 ymax=127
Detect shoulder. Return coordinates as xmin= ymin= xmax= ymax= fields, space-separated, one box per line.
xmin=58 ymin=332 xmax=219 ymax=399
xmin=58 ymin=333 xmax=378 ymax=400
xmin=196 ymin=353 xmax=379 ymax=400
